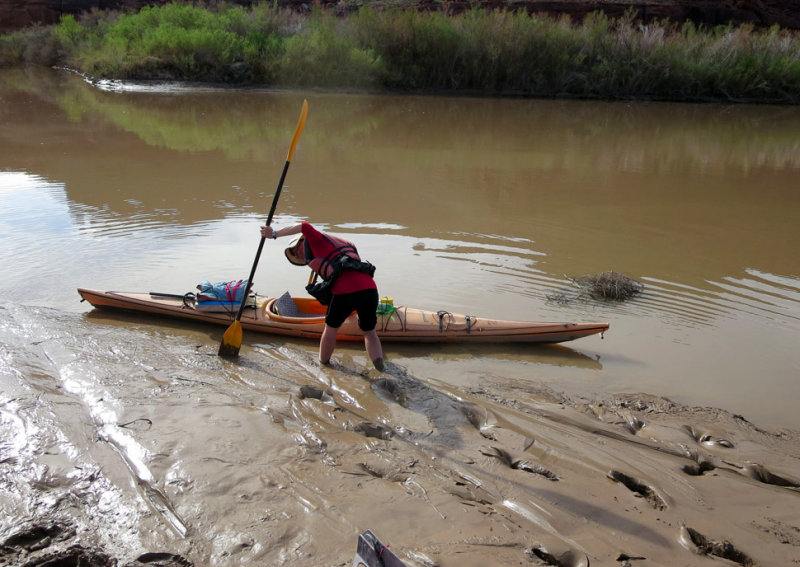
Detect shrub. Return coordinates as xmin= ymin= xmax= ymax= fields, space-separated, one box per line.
xmin=277 ymin=10 xmax=384 ymax=89
xmin=1 ymin=2 xmax=798 ymax=102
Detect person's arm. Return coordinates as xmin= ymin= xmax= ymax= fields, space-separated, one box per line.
xmin=261 ymin=223 xmax=303 ymax=240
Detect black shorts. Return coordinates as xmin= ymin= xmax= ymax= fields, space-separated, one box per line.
xmin=326 ymin=288 xmax=379 ymax=331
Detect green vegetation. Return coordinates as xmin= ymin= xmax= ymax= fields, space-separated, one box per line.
xmin=2 ymin=2 xmax=799 ymax=103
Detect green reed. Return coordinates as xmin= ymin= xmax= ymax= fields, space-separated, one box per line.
xmin=1 ymin=2 xmax=798 ymax=103
xmin=352 ymin=8 xmax=800 ymax=102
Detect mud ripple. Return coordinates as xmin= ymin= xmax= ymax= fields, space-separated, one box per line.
xmin=683 ymin=425 xmax=735 ymax=448
xmin=679 ymin=524 xmax=757 ymax=566
xmin=461 ymin=403 xmax=497 ymax=440
xmin=447 ymin=481 xmax=496 ymax=507
xmin=119 ymin=418 xmax=153 ymax=431
xmin=607 ymin=470 xmax=667 ymax=510
xmin=480 ymin=446 xmax=559 ymax=481
xmin=622 ymin=414 xmax=645 ymax=435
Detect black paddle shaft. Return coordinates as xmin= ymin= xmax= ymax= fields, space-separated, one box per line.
xmin=231 ymin=161 xmax=289 ymax=323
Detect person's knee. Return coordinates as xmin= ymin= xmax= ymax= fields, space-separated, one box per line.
xmin=358 ymin=313 xmax=377 ymax=332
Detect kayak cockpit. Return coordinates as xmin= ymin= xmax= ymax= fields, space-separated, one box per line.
xmin=263 ymin=292 xmax=326 ymax=324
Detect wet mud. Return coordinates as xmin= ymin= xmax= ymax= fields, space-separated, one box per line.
xmin=2 ymin=305 xmax=800 ymax=566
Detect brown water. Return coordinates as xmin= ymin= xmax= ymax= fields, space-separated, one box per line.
xmin=2 ymin=67 xmax=800 ymax=566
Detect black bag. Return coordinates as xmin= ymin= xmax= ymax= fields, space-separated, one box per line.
xmin=340 ymin=255 xmax=376 ymax=277
xmin=305 ymin=253 xmax=376 ymax=306
xmin=306 ymin=278 xmax=334 ymax=305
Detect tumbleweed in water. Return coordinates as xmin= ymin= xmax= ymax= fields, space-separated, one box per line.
xmin=549 ymin=270 xmax=644 ymax=303
xmin=571 ymin=270 xmax=644 ymax=300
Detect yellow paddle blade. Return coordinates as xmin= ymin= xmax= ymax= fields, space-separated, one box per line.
xmin=218 ymin=320 xmax=243 ymax=357
xmin=286 ymin=99 xmax=308 ymax=163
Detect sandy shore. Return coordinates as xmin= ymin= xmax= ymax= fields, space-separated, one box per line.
xmin=2 ymin=310 xmax=799 ymax=566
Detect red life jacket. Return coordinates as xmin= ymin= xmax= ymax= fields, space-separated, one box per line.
xmin=306 ymin=233 xmax=364 ymax=280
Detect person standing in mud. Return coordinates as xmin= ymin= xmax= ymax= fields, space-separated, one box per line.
xmin=261 ymin=222 xmax=384 ymax=371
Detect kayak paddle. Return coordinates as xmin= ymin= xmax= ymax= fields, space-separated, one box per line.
xmin=218 ymin=99 xmax=309 ymax=357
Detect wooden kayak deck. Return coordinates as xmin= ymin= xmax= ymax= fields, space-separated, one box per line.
xmin=77 ymin=288 xmax=609 ymax=344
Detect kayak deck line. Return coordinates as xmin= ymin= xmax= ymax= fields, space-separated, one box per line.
xmin=77 ymin=288 xmax=609 ymax=345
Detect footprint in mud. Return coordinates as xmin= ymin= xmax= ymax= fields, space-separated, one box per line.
xmin=683 ymin=425 xmax=735 ymax=448
xmin=373 ymin=376 xmax=498 ymax=443
xmin=679 ymin=447 xmax=718 ymax=476
xmin=729 ymin=461 xmax=800 ymax=488
xmin=351 ymin=421 xmax=395 ymax=440
xmin=371 ymin=377 xmax=407 ymax=406
xmin=682 ymin=459 xmax=716 ymax=476
xmin=480 ymin=446 xmax=559 ymax=481
xmin=527 ymin=545 xmax=590 ymax=567
xmin=298 ymin=384 xmax=335 ymax=403
xmin=365 ymin=365 xmax=480 ymax=447
xmin=679 ymin=524 xmax=758 ymax=566
xmin=607 ymin=470 xmax=668 ymax=510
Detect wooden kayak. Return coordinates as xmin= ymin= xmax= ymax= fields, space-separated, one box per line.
xmin=77 ymin=288 xmax=609 ymax=344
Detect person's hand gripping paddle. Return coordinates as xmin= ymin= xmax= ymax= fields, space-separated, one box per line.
xmin=218 ymin=99 xmax=308 ymax=357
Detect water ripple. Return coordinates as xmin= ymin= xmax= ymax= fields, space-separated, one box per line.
xmin=643 ymin=273 xmax=800 ymax=330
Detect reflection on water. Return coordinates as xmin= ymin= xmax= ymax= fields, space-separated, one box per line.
xmin=1 ymin=67 xmax=800 ymax=432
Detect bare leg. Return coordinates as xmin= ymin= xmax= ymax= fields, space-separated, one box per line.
xmin=364 ymin=329 xmax=384 ymax=370
xmin=319 ymin=324 xmax=338 ymax=364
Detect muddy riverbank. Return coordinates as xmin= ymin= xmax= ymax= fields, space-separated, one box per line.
xmin=2 ymin=305 xmax=799 ymax=566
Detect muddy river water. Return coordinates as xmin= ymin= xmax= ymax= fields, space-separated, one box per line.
xmin=1 ymin=67 xmax=799 ymax=566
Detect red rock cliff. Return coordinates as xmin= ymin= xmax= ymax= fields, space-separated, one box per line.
xmin=0 ymin=1 xmax=170 ymax=32
xmin=2 ymin=0 xmax=799 ymax=32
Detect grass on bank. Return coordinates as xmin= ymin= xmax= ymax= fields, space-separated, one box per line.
xmin=1 ymin=2 xmax=799 ymax=103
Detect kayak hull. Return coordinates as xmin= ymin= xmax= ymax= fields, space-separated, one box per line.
xmin=77 ymin=288 xmax=609 ymax=344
